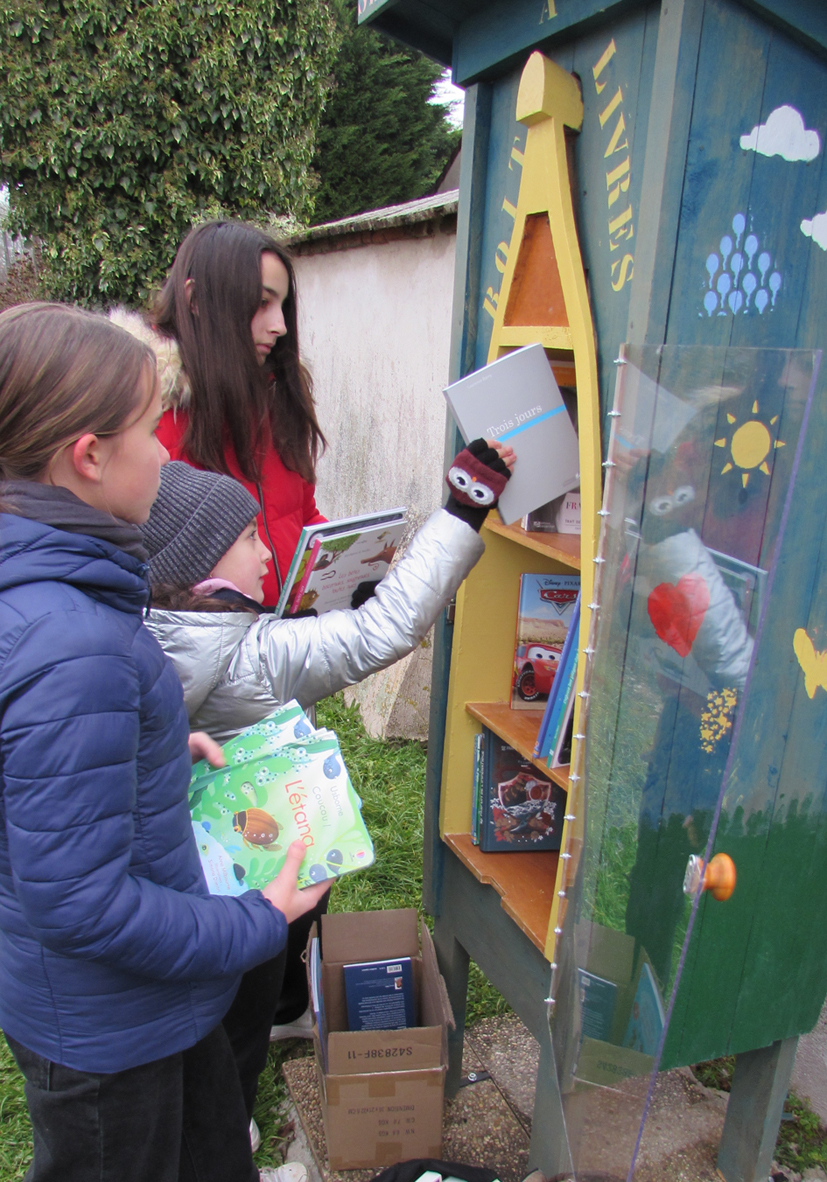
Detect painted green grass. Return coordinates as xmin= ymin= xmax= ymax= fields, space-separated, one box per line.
xmin=0 ymin=693 xmax=509 ymax=1178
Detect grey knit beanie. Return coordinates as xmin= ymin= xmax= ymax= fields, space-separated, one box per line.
xmin=141 ymin=461 xmax=261 ymax=586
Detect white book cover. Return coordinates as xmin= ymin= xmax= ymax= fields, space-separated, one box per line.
xmin=443 ymin=343 xmax=580 ymax=524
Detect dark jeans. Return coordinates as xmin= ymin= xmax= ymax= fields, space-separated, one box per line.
xmin=5 ymin=1025 xmax=257 ymax=1182
xmin=223 ymin=894 xmax=328 ymax=1120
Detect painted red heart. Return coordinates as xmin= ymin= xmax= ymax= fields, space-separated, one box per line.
xmin=647 ymin=574 xmax=710 ymax=658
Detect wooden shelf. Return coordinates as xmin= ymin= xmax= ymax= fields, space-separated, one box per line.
xmin=465 ymin=701 xmax=570 ymax=789
xmin=444 ymin=833 xmax=558 ymax=953
xmin=483 ymin=518 xmax=581 ymax=569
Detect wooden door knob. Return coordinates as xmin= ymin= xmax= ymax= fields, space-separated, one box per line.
xmin=683 ymin=852 xmax=737 ymax=900
xmin=703 ymin=852 xmax=736 ymax=901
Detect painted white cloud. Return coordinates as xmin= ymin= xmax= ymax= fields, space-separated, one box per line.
xmin=740 ymin=105 xmax=820 ymax=162
xmin=801 ymin=212 xmax=827 ymax=250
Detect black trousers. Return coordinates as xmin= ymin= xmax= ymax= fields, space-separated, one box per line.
xmin=223 ymin=895 xmax=328 ymax=1120
xmin=6 ymin=1025 xmax=257 ymax=1182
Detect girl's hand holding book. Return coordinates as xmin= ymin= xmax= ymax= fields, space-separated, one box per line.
xmin=188 ymin=730 xmax=226 ymax=768
xmin=261 ymin=840 xmax=331 ymax=922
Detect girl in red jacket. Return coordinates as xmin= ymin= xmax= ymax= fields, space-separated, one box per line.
xmin=114 ymin=220 xmax=326 ymax=608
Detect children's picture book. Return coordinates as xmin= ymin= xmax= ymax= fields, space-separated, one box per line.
xmin=443 ymin=342 xmax=580 ymax=525
xmin=511 ymin=573 xmax=580 ymax=710
xmin=275 ymin=507 xmax=407 ymax=617
xmin=623 ymin=962 xmax=666 ymax=1056
xmin=189 ymin=701 xmax=374 ymax=894
xmin=343 ymin=956 xmax=415 ymax=1031
xmin=521 ymin=497 xmax=560 ymax=534
xmin=479 ymin=728 xmax=566 ymax=852
xmin=555 ymin=491 xmax=581 ymax=534
xmin=535 ymin=593 xmax=580 ymax=758
xmin=521 ymin=490 xmax=580 ymax=535
xmin=310 ymin=937 xmax=329 ymax=1071
xmin=578 ymin=969 xmax=618 ymax=1043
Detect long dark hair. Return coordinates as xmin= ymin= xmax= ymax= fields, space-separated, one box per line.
xmin=152 ymin=221 xmax=325 ymax=484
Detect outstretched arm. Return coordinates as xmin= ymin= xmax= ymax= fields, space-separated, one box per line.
xmin=253 ymin=440 xmax=514 ymax=706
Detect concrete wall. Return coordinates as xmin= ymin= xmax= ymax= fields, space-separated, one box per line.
xmin=293 ymin=225 xmax=455 ymax=739
xmin=294 ymin=228 xmax=455 ymax=533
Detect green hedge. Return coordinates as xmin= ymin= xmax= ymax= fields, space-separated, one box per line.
xmin=0 ymin=0 xmax=340 ymax=306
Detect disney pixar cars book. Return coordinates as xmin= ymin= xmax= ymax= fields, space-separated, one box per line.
xmin=188 ymin=702 xmax=374 ymax=895
xmin=511 ymin=572 xmax=580 ymax=710
xmin=479 ymin=728 xmax=566 ymax=852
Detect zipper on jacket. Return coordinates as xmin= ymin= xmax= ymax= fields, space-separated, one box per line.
xmin=256 ymin=481 xmax=283 ymax=595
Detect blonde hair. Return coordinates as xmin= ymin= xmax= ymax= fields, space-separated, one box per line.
xmin=0 ymin=303 xmax=156 ymax=480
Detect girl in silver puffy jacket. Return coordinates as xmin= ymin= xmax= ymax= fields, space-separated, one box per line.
xmin=139 ymin=439 xmax=513 ymax=1137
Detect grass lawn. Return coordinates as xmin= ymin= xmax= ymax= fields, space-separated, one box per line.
xmin=0 ymin=694 xmax=508 ymax=1179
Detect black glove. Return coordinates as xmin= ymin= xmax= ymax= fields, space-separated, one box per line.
xmin=445 ymin=438 xmax=511 ymax=532
xmin=351 ymin=580 xmax=380 ymax=609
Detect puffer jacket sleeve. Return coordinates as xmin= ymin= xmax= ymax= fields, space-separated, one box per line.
xmin=246 ymin=508 xmax=484 ymax=708
xmin=303 ymin=480 xmax=326 ymax=527
xmin=1 ymin=608 xmax=286 ymax=982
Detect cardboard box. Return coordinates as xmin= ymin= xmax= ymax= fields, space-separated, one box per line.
xmin=308 ymin=908 xmax=454 ymax=1171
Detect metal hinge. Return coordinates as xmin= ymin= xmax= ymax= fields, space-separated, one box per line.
xmin=446 ymin=598 xmax=456 ymax=624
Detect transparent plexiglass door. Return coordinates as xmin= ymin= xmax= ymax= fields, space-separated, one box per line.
xmin=549 ymin=345 xmax=819 ymax=1181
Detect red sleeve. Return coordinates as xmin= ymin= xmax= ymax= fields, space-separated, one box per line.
xmin=304 ymin=481 xmax=327 ymax=526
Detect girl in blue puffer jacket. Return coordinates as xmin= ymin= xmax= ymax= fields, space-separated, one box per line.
xmin=0 ymin=302 xmax=328 ymax=1182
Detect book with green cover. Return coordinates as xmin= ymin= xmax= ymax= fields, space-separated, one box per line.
xmin=189 ymin=702 xmax=375 ymax=895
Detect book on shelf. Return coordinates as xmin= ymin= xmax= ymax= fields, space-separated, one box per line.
xmin=521 ymin=490 xmax=581 ymax=536
xmin=511 ymin=573 xmax=580 ymax=711
xmin=189 ymin=701 xmax=374 ymax=895
xmin=471 ymin=732 xmax=484 ymax=845
xmin=309 ymin=937 xmax=329 ymax=1071
xmin=442 ymin=342 xmax=580 ymax=525
xmin=275 ymin=507 xmax=407 ymax=617
xmin=343 ymin=956 xmax=416 ymax=1031
xmin=478 ymin=728 xmax=566 ymax=852
xmin=534 ymin=592 xmax=581 ymax=758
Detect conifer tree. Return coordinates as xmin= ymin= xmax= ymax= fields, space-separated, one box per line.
xmin=312 ymin=2 xmax=460 ymax=224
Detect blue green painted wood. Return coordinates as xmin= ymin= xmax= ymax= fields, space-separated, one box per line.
xmin=717 ymin=1037 xmax=798 ymax=1182
xmin=452 ymin=0 xmax=636 ymax=87
xmin=380 ymin=0 xmax=827 ymax=1126
xmin=360 ymin=0 xmax=827 ymax=71
xmin=663 ymin=0 xmax=827 ymax=350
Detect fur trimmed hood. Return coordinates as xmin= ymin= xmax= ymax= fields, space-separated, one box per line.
xmin=108 ymin=307 xmax=191 ymax=412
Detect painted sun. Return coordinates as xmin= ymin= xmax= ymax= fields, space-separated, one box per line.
xmin=714 ymin=399 xmax=785 ymax=487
